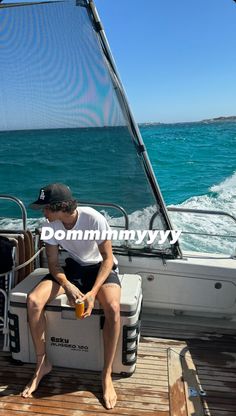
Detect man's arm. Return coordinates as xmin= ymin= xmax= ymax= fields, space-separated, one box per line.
xmin=46 ymin=243 xmax=68 ymax=286
xmin=82 ymin=239 xmax=114 ymax=318
xmin=46 ymin=243 xmax=83 ymax=304
xmin=92 ymin=239 xmax=114 ymax=296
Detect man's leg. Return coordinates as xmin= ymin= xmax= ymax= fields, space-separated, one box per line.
xmin=21 ymin=280 xmax=65 ymax=398
xmin=96 ymin=283 xmax=121 ymax=409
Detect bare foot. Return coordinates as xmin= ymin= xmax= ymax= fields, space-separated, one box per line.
xmin=102 ymin=370 xmax=117 ymax=409
xmin=21 ymin=354 xmax=52 ymax=398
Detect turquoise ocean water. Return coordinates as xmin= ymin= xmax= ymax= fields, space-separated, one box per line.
xmin=0 ymin=121 xmax=235 ymax=255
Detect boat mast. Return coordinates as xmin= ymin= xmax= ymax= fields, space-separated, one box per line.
xmin=85 ymin=0 xmax=182 ymax=258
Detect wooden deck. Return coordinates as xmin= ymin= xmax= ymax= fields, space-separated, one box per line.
xmin=0 ymin=323 xmax=236 ymax=416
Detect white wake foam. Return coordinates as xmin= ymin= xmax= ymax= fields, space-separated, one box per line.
xmin=169 ymin=173 xmax=236 ymax=255
xmin=1 ymin=173 xmax=235 ymax=255
xmin=0 ymin=217 xmax=44 ymax=231
xmin=210 ymin=171 xmax=236 ymax=193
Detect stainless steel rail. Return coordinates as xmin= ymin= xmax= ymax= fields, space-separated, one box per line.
xmin=168 ymin=207 xmax=236 ymax=224
xmin=149 ymin=207 xmax=236 ymax=240
xmin=0 ymin=195 xmax=27 ymax=231
xmin=78 ymin=201 xmax=129 ymax=230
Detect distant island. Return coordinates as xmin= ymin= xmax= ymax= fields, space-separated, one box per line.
xmin=139 ymin=116 xmax=236 ymax=126
xmin=201 ymin=116 xmax=236 ymax=123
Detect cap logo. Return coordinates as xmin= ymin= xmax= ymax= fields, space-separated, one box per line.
xmin=40 ymin=190 xmax=45 ymax=200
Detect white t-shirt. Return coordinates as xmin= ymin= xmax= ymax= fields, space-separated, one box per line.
xmin=42 ymin=207 xmax=112 ymax=266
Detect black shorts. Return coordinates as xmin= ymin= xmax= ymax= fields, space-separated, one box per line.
xmin=42 ymin=257 xmax=121 ymax=293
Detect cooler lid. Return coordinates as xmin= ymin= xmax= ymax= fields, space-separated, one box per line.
xmin=9 ymin=268 xmax=49 ymax=303
xmin=10 ymin=271 xmax=142 ymax=315
xmin=119 ymin=274 xmax=142 ymax=313
xmin=50 ymin=274 xmax=142 ymax=315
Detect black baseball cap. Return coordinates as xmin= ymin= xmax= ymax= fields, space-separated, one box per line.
xmin=29 ymin=183 xmax=74 ymax=210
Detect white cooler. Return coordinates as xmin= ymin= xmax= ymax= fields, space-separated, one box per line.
xmin=9 ymin=268 xmax=142 ymax=375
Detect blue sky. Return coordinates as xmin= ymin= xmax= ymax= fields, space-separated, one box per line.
xmin=96 ymin=0 xmax=236 ymax=123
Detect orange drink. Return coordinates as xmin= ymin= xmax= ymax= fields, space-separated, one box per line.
xmin=75 ymin=299 xmax=85 ymax=319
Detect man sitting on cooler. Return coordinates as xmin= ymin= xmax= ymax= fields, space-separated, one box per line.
xmin=22 ymin=183 xmax=121 ymax=410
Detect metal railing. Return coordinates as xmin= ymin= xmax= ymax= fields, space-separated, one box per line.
xmin=0 ymin=195 xmax=27 ymax=231
xmin=6 ymin=197 xmax=234 ymax=256
xmin=78 ymin=200 xmax=129 ymax=230
xmin=150 ymin=207 xmax=236 ymax=241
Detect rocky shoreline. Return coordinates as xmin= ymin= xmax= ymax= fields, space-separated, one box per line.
xmin=202 ymin=116 xmax=236 ymax=122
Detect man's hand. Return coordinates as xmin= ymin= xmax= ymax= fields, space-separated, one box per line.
xmin=81 ymin=291 xmax=95 ymax=318
xmin=63 ymin=281 xmax=84 ymax=306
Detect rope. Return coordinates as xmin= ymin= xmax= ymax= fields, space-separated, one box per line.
xmin=0 ymin=247 xmax=45 ymax=277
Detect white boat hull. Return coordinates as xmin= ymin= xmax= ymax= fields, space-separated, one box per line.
xmin=117 ymin=251 xmax=236 ymax=321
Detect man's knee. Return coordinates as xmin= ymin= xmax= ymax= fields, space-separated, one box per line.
xmin=27 ymin=291 xmax=45 ymax=311
xmin=104 ymin=300 xmax=120 ymax=323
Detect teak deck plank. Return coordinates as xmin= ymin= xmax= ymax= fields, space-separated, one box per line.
xmin=180 ymin=348 xmax=206 ymax=416
xmin=1 ymin=326 xmax=236 ymax=416
xmin=141 ymin=323 xmax=236 ymax=416
xmin=168 ymin=349 xmax=188 ymax=416
xmin=0 ymin=338 xmax=170 ymax=415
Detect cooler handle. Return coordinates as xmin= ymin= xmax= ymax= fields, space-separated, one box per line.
xmin=122 ymin=321 xmax=140 ymax=366
xmin=8 ymin=311 xmax=20 ymax=353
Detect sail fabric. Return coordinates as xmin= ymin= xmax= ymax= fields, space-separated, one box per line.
xmin=0 ymin=0 xmax=174 ymax=254
xmin=0 ymin=1 xmax=124 ymax=130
